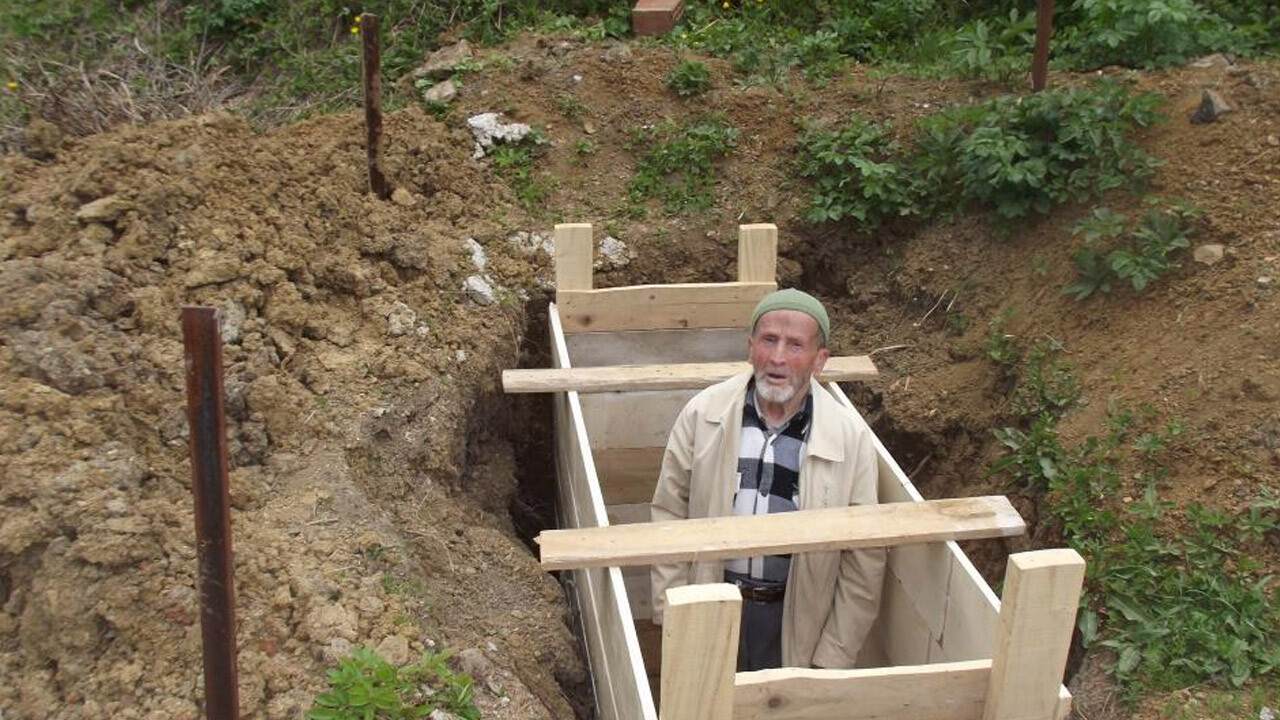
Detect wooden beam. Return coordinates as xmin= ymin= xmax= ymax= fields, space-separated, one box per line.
xmin=555 ymin=223 xmax=594 ymax=293
xmin=503 ymin=355 xmax=877 ymax=394
xmin=734 ymin=660 xmax=991 ymax=720
xmin=565 ymin=327 xmax=747 ymax=367
xmin=537 ymin=496 xmax=1026 ymax=571
xmin=661 ymin=584 xmax=740 ymax=720
xmin=558 ymin=282 xmax=775 ymax=333
xmin=983 ymin=550 xmax=1085 ymax=720
xmin=738 ymin=224 xmax=777 ymax=283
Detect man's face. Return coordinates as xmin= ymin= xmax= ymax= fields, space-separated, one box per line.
xmin=748 ymin=310 xmax=830 ymax=408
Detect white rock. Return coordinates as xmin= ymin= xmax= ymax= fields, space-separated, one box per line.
xmin=597 ymin=235 xmax=631 ymax=269
xmin=1193 ymin=244 xmax=1225 ymax=266
xmin=467 ymin=113 xmax=532 ymax=158
xmin=422 ymin=79 xmax=458 ymax=104
xmin=1259 ymin=276 xmax=1274 ymax=287
xmin=464 ymin=275 xmax=496 ymax=305
xmin=507 ymin=230 xmax=554 ymax=256
xmin=387 ymin=301 xmax=417 ymax=336
xmin=464 ymin=237 xmax=487 ymax=271
xmin=217 ymin=301 xmax=247 ymax=344
xmin=455 ymin=349 xmax=468 ymax=363
xmin=1259 ymin=706 xmax=1274 ymax=720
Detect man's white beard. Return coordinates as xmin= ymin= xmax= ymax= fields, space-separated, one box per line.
xmin=755 ymin=372 xmax=798 ymax=405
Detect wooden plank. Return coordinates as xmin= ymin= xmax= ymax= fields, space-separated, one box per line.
xmin=558 ymin=282 xmax=775 ymax=333
xmin=582 ymin=391 xmax=697 ymax=450
xmin=555 ymin=224 xmax=594 ymax=293
xmin=503 ymin=355 xmax=878 ymax=394
xmin=737 ymin=224 xmax=777 ymax=283
xmin=596 ymin=447 xmax=666 ymax=504
xmin=982 ymin=550 xmax=1085 ymax=720
xmin=938 ymin=550 xmax=1002 ymax=662
xmin=879 ymin=567 xmax=934 ymax=666
xmin=550 ymin=303 xmax=656 ymax=720
xmin=566 ymin=328 xmax=747 ymax=367
xmin=661 ymin=584 xmax=740 ymax=720
xmin=538 ymin=497 xmax=1026 ymax=571
xmin=734 ymin=660 xmax=991 ymax=720
xmin=622 ymin=565 xmax=653 ymax=620
xmin=886 ymin=541 xmax=953 ymax=645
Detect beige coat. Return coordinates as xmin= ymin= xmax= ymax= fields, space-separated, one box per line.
xmin=650 ymin=371 xmax=886 ymax=669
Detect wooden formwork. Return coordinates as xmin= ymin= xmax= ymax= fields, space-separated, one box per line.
xmin=504 ymin=223 xmax=1079 ymax=720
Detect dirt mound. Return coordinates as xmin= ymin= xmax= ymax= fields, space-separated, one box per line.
xmin=0 ymin=108 xmax=584 ymax=719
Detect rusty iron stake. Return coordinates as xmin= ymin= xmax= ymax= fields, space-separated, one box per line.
xmin=1032 ymin=0 xmax=1056 ymax=91
xmin=361 ymin=13 xmax=391 ymax=199
xmin=182 ymin=307 xmax=240 ymax=720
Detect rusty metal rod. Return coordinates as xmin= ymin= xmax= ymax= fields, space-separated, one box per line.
xmin=182 ymin=307 xmax=240 ymax=720
xmin=361 ymin=13 xmax=391 ymax=199
xmin=1032 ymin=0 xmax=1056 ymax=91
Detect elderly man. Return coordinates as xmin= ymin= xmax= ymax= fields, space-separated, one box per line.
xmin=650 ymin=288 xmax=885 ymax=671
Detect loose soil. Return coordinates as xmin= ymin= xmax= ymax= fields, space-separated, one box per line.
xmin=1 ymin=32 xmax=1276 ymax=720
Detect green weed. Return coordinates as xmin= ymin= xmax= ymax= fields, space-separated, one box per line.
xmin=308 ymin=649 xmax=479 ymax=720
xmin=1064 ymin=202 xmax=1199 ymax=300
xmin=665 ymin=60 xmax=712 ymax=97
xmin=796 ymin=117 xmax=918 ymax=227
xmin=627 ymin=118 xmax=738 ymax=214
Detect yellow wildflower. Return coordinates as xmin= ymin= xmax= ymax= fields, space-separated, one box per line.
xmin=355 ymin=15 xmax=362 ymax=22
xmin=350 ymin=25 xmax=359 ymax=34
xmin=5 ymin=81 xmax=17 ymax=91
xmin=722 ymin=1 xmax=730 ymax=7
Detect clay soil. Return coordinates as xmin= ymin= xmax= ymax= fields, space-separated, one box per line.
xmin=1 ymin=30 xmax=1277 ymax=720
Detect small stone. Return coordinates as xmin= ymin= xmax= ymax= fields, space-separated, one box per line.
xmin=1259 ymin=276 xmax=1274 ymax=287
xmin=582 ymin=119 xmax=596 ymax=135
xmin=1189 ymin=89 xmax=1233 ymax=124
xmin=429 ymin=710 xmax=462 ymax=720
xmin=1267 ymin=135 xmax=1279 ymax=147
xmin=422 ymin=79 xmax=458 ymax=104
xmin=463 ymin=275 xmax=495 ymax=305
xmin=602 ymin=42 xmax=633 ymax=64
xmin=75 ymin=195 xmax=131 ymax=223
xmin=375 ymin=635 xmax=412 ymax=666
xmin=464 ymin=237 xmax=487 ymax=271
xmin=596 ymin=235 xmax=631 ymax=270
xmin=1190 ymin=53 xmax=1233 ymax=69
xmin=455 ymin=349 xmax=468 ymax=363
xmin=321 ymin=637 xmax=353 ymax=663
xmin=411 ymin=40 xmax=474 ymax=81
xmin=1193 ymin=244 xmax=1225 ymax=266
xmin=387 ymin=302 xmax=417 ymax=336
xmin=391 ymin=188 xmax=416 ymax=206
xmin=1259 ymin=706 xmax=1275 ymax=720
xmin=571 ymin=74 xmax=583 ymax=84
xmin=467 ymin=112 xmax=532 ymax=158
xmin=485 ymin=640 xmax=498 ymax=652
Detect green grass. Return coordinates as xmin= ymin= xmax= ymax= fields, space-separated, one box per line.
xmin=626 ymin=118 xmax=738 ymax=214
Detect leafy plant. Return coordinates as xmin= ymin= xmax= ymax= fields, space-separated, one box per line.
xmin=949 ymin=10 xmax=1035 ymax=82
xmin=982 ymin=308 xmax=1021 ymax=368
xmin=1056 ymin=0 xmax=1239 ymax=70
xmin=308 ymin=649 xmax=479 ymax=720
xmin=796 ymin=117 xmax=918 ymax=227
xmin=1064 ymin=202 xmax=1199 ymax=299
xmin=489 ymin=128 xmax=552 ymax=209
xmin=627 ymin=118 xmax=738 ymax=213
xmin=665 ymin=60 xmax=712 ymax=97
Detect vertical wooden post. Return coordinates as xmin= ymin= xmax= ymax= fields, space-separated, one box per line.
xmin=554 ymin=223 xmax=594 ymax=296
xmin=738 ymin=223 xmax=778 ymax=284
xmin=660 ymin=584 xmax=741 ymax=720
xmin=361 ymin=13 xmax=390 ymax=199
xmin=983 ymin=549 xmax=1085 ymax=720
xmin=182 ymin=307 xmax=240 ymax=720
xmin=1031 ymin=0 xmax=1055 ymax=92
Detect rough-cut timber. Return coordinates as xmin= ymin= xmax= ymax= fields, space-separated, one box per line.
xmin=661 ymin=584 xmax=740 ymax=720
xmin=734 ymin=660 xmax=991 ymax=720
xmin=537 ymin=496 xmax=1027 ymax=571
xmin=632 ymin=0 xmax=685 ymax=36
xmin=502 ymin=355 xmax=878 ymax=394
xmin=558 ymin=282 xmax=775 ymax=333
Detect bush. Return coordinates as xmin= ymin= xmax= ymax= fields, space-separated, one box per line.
xmin=1056 ymin=0 xmax=1239 ymax=70
xmin=796 ymin=117 xmax=919 ymax=227
xmin=915 ymin=81 xmax=1165 ymax=220
xmin=665 ymin=60 xmax=711 ymax=97
xmin=308 ymin=649 xmax=479 ymax=720
xmin=1063 ymin=202 xmax=1199 ymax=300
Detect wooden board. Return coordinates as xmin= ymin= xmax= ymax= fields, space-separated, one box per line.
xmin=661 ymin=584 xmax=741 ymax=720
xmin=594 ymin=447 xmax=665 ymax=505
xmin=549 ymin=304 xmax=656 ymax=720
xmin=566 ymin=327 xmax=747 ymax=368
xmin=737 ymin=224 xmax=778 ymax=283
xmin=582 ymin=391 xmax=696 ymax=451
xmin=503 ymin=355 xmax=879 ymax=394
xmin=555 ymin=224 xmax=593 ymax=292
xmin=734 ymin=660 xmax=991 ymax=720
xmin=558 ymin=282 xmax=775 ymax=333
xmin=538 ymin=497 xmax=1026 ymax=570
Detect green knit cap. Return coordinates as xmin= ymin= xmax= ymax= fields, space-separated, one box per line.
xmin=750 ymin=288 xmax=829 ymax=343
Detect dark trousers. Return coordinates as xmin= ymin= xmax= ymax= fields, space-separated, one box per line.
xmin=737 ymin=596 xmax=784 ymax=671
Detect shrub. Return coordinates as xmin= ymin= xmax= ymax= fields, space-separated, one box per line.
xmin=1056 ymin=0 xmax=1239 ymax=70
xmin=949 ymin=10 xmax=1036 ymax=82
xmin=665 ymin=60 xmax=712 ymax=97
xmin=1064 ymin=202 xmax=1199 ymax=300
xmin=915 ymin=82 xmax=1165 ymax=220
xmin=796 ymin=117 xmax=919 ymax=227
